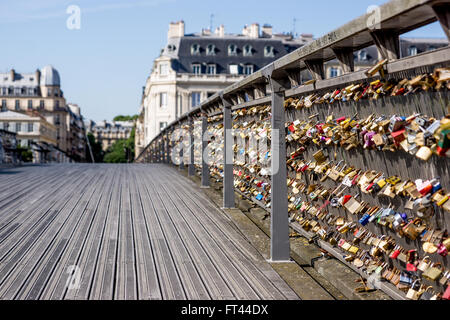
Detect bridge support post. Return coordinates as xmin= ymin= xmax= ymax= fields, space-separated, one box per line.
xmin=370 ymin=29 xmax=400 ymax=60
xmin=222 ymin=96 xmax=235 ymax=209
xmin=332 ymin=47 xmax=355 ymax=74
xmin=264 ymin=66 xmax=291 ymax=262
xmin=432 ymin=3 xmax=450 ymax=42
xmin=201 ymin=112 xmax=210 ymax=188
xmin=188 ymin=117 xmax=195 ymax=176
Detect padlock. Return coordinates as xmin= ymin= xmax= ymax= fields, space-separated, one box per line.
xmin=406 ymin=280 xmax=423 ymax=300
xmin=438 ymin=243 xmax=449 ymax=257
xmin=417 ymin=256 xmax=432 ymax=272
xmin=419 ymin=286 xmax=434 ymax=300
xmin=422 ymin=262 xmax=443 ymax=281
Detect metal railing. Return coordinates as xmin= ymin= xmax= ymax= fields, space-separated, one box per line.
xmin=137 ymin=0 xmax=450 ymax=299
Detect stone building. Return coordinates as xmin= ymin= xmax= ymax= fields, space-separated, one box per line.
xmin=0 ymin=65 xmax=86 ymax=161
xmin=135 ymin=21 xmax=313 ymax=157
xmin=91 ymin=120 xmax=134 ymax=151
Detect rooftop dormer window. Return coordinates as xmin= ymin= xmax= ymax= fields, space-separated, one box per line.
xmin=192 ymin=63 xmax=202 ymax=75
xmin=191 ymin=44 xmax=200 ymax=56
xmin=228 ymin=44 xmax=237 ymax=56
xmin=264 ymin=45 xmax=274 ymax=58
xmin=243 ymin=44 xmax=253 ymax=57
xmin=408 ymin=46 xmax=418 ymax=56
xmin=206 ymin=44 xmax=216 ymax=56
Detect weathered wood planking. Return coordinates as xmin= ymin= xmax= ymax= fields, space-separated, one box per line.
xmin=0 ymin=164 xmax=299 ymax=300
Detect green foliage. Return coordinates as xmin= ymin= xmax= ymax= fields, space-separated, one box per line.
xmin=86 ymin=132 xmax=104 ymax=163
xmin=103 ymin=127 xmax=135 ymax=163
xmin=113 ymin=115 xmax=138 ymax=122
xmin=18 ymin=146 xmax=33 ymax=162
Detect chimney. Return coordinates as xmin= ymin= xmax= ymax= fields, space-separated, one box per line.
xmin=242 ymin=25 xmax=249 ymax=37
xmin=215 ymin=24 xmax=225 ymax=37
xmin=10 ymin=69 xmax=15 ymax=81
xmin=249 ymin=23 xmax=260 ymax=38
xmin=202 ymin=28 xmax=212 ymax=36
xmin=35 ymin=69 xmax=41 ymax=85
xmin=168 ymin=20 xmax=185 ymax=39
xmin=261 ymin=24 xmax=273 ymax=38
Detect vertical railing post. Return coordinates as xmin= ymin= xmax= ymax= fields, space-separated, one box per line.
xmin=264 ymin=66 xmax=291 ymax=262
xmin=179 ymin=124 xmax=184 ymax=170
xmin=161 ymin=136 xmax=165 ymax=163
xmin=221 ymin=95 xmax=235 ymax=209
xmin=188 ymin=116 xmax=195 ymax=176
xmin=166 ymin=130 xmax=171 ymax=164
xmin=201 ymin=111 xmax=210 ymax=188
xmin=158 ymin=139 xmax=162 ymax=163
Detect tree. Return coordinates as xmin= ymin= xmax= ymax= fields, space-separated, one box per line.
xmin=103 ymin=127 xmax=135 ymax=163
xmin=113 ymin=115 xmax=138 ymax=122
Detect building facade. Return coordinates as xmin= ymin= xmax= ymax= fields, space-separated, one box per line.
xmin=0 ymin=65 xmax=87 ymax=162
xmin=90 ymin=120 xmax=134 ymax=151
xmin=0 ymin=129 xmax=17 ymax=164
xmin=0 ymin=110 xmax=68 ymax=163
xmin=135 ymin=21 xmax=313 ymax=157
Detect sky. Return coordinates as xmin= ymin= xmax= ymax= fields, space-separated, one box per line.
xmin=0 ymin=0 xmax=445 ymax=122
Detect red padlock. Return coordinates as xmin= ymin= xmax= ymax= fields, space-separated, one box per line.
xmin=443 ymin=285 xmax=450 ymax=300
xmin=390 ymin=249 xmax=401 ymax=259
xmin=406 ymin=250 xmax=418 ymax=272
xmin=438 ymin=243 xmax=448 ymax=257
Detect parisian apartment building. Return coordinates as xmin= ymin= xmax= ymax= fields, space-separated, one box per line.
xmin=88 ymin=120 xmax=134 ymax=151
xmin=0 ymin=65 xmax=87 ymax=162
xmin=135 ymin=21 xmax=314 ymax=157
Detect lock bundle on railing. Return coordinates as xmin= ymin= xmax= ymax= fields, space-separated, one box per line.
xmin=136 ymin=0 xmax=450 ymax=300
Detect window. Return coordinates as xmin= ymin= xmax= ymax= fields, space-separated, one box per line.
xmin=47 ymin=89 xmax=52 ymax=96
xmin=229 ymin=64 xmax=239 ymax=75
xmin=408 ymin=46 xmax=418 ymax=56
xmin=28 ymin=88 xmax=34 ymax=95
xmin=228 ymin=44 xmax=237 ymax=56
xmin=358 ymin=50 xmax=367 ymax=61
xmin=330 ymin=67 xmax=340 ymax=78
xmin=428 ymin=45 xmax=437 ymax=51
xmin=206 ymin=44 xmax=216 ymax=56
xmin=159 ymin=122 xmax=168 ymax=131
xmin=40 ymin=100 xmax=44 ymax=108
xmin=191 ymin=92 xmax=201 ymax=108
xmin=192 ymin=63 xmax=202 ymax=75
xmin=243 ymin=64 xmax=254 ymax=75
xmin=15 ymin=100 xmax=20 ymax=111
xmin=28 ymin=123 xmax=34 ymax=132
xmin=191 ymin=43 xmax=200 ymax=55
xmin=15 ymin=123 xmax=21 ymax=132
xmin=159 ymin=92 xmax=168 ymax=107
xmin=160 ymin=63 xmax=168 ymax=76
xmin=55 ymin=100 xmax=60 ymax=108
xmin=28 ymin=100 xmax=33 ymax=110
xmin=55 ymin=115 xmax=60 ymax=125
xmin=243 ymin=45 xmax=253 ymax=57
xmin=1 ymin=99 xmax=6 ymax=111
xmin=167 ymin=44 xmax=176 ymax=52
xmin=207 ymin=92 xmax=215 ymax=98
xmin=207 ymin=64 xmax=216 ymax=75
xmin=2 ymin=87 xmax=6 ymax=95
xmin=264 ymin=46 xmax=274 ymax=58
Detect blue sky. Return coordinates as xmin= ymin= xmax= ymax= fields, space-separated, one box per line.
xmin=0 ymin=0 xmax=445 ymax=122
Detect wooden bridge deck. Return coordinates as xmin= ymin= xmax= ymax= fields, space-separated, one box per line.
xmin=0 ymin=164 xmax=298 ymax=300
